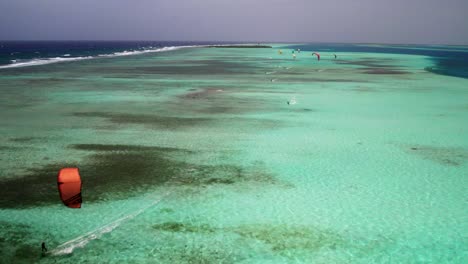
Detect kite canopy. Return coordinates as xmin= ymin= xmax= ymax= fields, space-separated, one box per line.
xmin=57 ymin=168 xmax=82 ymax=208
xmin=312 ymin=52 xmax=320 ymax=61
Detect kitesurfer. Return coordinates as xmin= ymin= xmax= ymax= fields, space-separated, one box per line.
xmin=41 ymin=242 xmax=47 ymax=253
xmin=287 ymin=97 xmax=297 ymax=105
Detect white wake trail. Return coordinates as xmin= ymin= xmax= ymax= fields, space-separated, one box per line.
xmin=49 ymin=191 xmax=171 ymax=256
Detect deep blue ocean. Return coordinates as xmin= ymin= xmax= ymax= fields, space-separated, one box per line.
xmin=0 ymin=41 xmax=467 ymax=79
xmin=0 ymin=41 xmax=228 ymax=69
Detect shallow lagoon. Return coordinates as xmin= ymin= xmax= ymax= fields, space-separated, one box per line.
xmin=0 ymin=44 xmax=467 ymax=263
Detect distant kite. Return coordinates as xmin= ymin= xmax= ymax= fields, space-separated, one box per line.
xmin=58 ymin=168 xmax=82 ymax=208
xmin=312 ymin=52 xmax=320 ymax=61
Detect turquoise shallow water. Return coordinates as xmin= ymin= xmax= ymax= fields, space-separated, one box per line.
xmin=0 ymin=44 xmax=467 ymax=263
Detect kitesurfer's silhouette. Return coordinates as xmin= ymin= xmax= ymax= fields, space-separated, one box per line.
xmin=42 ymin=242 xmax=47 ymax=253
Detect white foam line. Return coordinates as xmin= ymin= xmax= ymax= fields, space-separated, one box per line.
xmin=49 ymin=191 xmax=171 ymax=256
xmin=97 ymin=46 xmax=190 ymax=58
xmin=0 ymin=45 xmax=196 ymax=69
xmin=0 ymin=56 xmax=94 ymax=69
xmin=0 ymin=43 xmax=261 ymax=70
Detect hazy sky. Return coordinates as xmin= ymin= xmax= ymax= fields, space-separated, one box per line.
xmin=1 ymin=0 xmax=467 ymax=44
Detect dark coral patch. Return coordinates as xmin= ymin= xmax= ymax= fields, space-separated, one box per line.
xmin=0 ymin=222 xmax=52 ymax=263
xmin=0 ymin=144 xmax=284 ymax=208
xmin=9 ymin=137 xmax=44 ymax=143
xmin=73 ymin=112 xmax=211 ymax=129
xmin=363 ymin=68 xmax=409 ymax=75
xmin=0 ymin=163 xmax=76 ymax=208
xmin=207 ymin=45 xmax=272 ymax=48
xmin=232 ymin=224 xmax=345 ymax=252
xmin=175 ymin=87 xmax=284 ymax=116
xmin=69 ymin=144 xmax=190 ymax=153
xmin=0 ymin=146 xmax=24 ymax=150
xmin=153 ymin=222 xmax=216 ymax=234
xmin=335 ymin=59 xmax=396 ymax=68
xmin=96 ymin=60 xmax=264 ymax=76
xmin=178 ymin=88 xmax=225 ymax=100
xmin=407 ymin=145 xmax=468 ymax=166
xmin=152 ymin=222 xmax=345 ymax=254
xmin=279 ymin=77 xmax=363 ymax=83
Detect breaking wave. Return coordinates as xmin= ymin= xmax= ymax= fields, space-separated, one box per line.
xmin=0 ymin=46 xmax=192 ymax=69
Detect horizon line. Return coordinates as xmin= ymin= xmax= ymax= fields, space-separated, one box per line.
xmin=1 ymin=40 xmax=467 ymax=46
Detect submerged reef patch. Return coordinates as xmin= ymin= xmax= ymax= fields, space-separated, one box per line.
xmin=0 ymin=144 xmax=286 ymax=208
xmin=69 ymin=144 xmax=191 ymax=153
xmin=72 ymin=111 xmax=283 ymax=131
xmin=0 ymin=163 xmax=74 ymax=208
xmin=0 ymin=145 xmax=26 ymax=151
xmin=0 ymin=221 xmax=50 ymax=263
xmin=232 ymin=224 xmax=345 ymax=253
xmin=151 ymin=221 xmax=401 ymax=261
xmin=178 ymin=88 xmax=226 ymax=100
xmin=335 ymin=58 xmax=410 ymax=75
xmin=207 ymin=45 xmax=272 ymax=48
xmin=22 ymin=77 xmax=66 ymax=86
xmin=9 ymin=137 xmax=45 ymax=143
xmin=175 ymin=86 xmax=292 ymax=116
xmin=363 ymin=68 xmax=409 ymax=75
xmin=72 ymin=112 xmax=211 ymax=129
xmin=153 ymin=222 xmax=217 ymax=234
xmin=405 ymin=145 xmax=468 ymax=166
xmin=152 ymin=222 xmax=345 ymax=254
xmin=147 ymin=236 xmax=243 ymax=264
xmin=97 ymin=60 xmax=264 ymax=76
xmin=279 ymin=77 xmax=364 ymax=83
xmin=335 ymin=59 xmax=396 ymax=68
